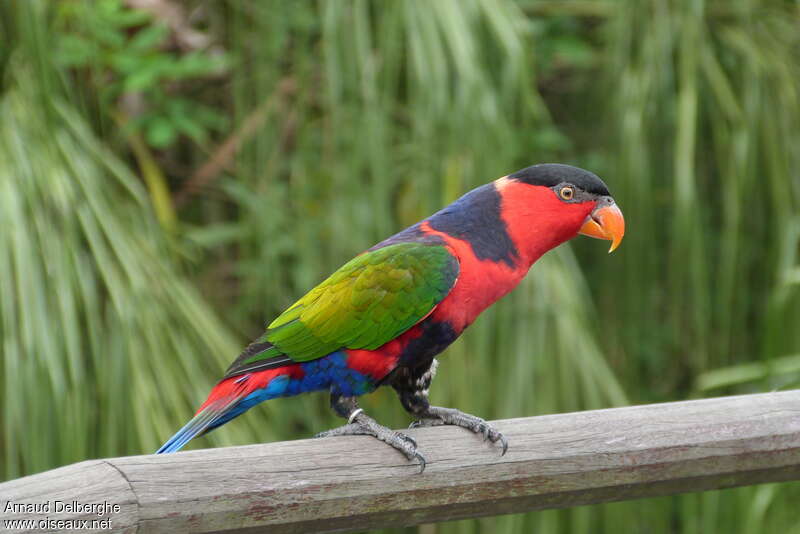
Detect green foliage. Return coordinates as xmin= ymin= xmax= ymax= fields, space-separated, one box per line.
xmin=55 ymin=0 xmax=228 ymax=148
xmin=2 ymin=1 xmax=800 ymax=533
xmin=0 ymin=70 xmax=278 ymax=478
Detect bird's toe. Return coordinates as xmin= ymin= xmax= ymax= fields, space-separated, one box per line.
xmin=409 ymin=418 xmax=444 ymax=429
xmin=399 ymin=433 xmax=417 ymax=448
xmin=314 ymin=423 xmax=362 ymax=438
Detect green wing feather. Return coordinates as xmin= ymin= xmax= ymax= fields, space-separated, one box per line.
xmin=240 ymin=243 xmax=459 ymax=369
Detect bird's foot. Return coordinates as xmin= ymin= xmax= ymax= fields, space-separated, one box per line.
xmin=410 ymin=406 xmax=508 ymax=455
xmin=316 ymin=411 xmax=427 ymax=472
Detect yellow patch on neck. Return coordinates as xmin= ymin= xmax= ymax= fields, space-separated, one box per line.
xmin=494 ymin=176 xmax=512 ymax=190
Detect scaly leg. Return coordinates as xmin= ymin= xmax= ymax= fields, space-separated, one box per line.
xmin=393 ymin=359 xmax=508 ymax=455
xmin=315 ymin=393 xmax=427 ymax=472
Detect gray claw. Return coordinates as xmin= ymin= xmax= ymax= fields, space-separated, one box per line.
xmin=482 ymin=425 xmax=508 ymax=455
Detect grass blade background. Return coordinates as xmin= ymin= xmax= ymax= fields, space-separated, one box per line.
xmin=2 ymin=0 xmax=800 ymax=532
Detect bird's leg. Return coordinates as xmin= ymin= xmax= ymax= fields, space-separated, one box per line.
xmin=394 ymin=359 xmax=508 ymax=455
xmin=315 ymin=393 xmax=427 ymax=471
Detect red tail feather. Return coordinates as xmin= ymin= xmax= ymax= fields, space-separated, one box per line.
xmin=196 ymin=368 xmax=286 ymax=415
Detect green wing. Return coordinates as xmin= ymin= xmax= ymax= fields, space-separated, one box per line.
xmin=226 ymin=242 xmax=459 ymax=376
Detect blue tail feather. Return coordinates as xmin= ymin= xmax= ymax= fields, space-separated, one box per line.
xmin=156 ymin=374 xmax=291 ymax=454
xmin=156 ymin=396 xmax=243 ymax=454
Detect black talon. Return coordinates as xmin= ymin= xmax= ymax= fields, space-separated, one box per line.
xmin=498 ymin=434 xmax=509 ymax=456
xmin=414 ymin=452 xmax=427 ymax=473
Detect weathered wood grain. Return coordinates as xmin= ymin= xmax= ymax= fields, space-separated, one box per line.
xmin=1 ymin=391 xmax=799 ymax=533
xmin=0 ymin=460 xmax=138 ymax=533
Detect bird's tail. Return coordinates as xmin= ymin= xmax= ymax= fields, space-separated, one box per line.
xmin=156 ymin=369 xmax=290 ymax=454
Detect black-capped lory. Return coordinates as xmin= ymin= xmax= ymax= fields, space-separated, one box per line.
xmin=157 ymin=164 xmax=625 ymax=470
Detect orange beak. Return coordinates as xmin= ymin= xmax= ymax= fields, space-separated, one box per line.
xmin=579 ymin=201 xmax=625 ymax=253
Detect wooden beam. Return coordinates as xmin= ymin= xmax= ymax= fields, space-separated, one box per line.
xmin=2 ymin=391 xmax=800 ymax=533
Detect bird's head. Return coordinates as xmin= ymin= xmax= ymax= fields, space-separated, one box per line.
xmin=496 ymin=163 xmax=625 ymax=262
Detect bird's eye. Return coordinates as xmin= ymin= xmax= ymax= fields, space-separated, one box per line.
xmin=559 ymin=186 xmax=574 ymax=201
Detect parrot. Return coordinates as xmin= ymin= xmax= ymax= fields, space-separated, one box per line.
xmin=156 ymin=163 xmax=625 ymax=470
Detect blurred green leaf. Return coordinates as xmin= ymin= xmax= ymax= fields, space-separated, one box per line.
xmin=697 ymin=354 xmax=800 ymax=391
xmin=128 ymin=22 xmax=168 ymax=51
xmin=55 ymin=34 xmax=96 ymax=66
xmin=145 ymin=115 xmax=176 ymax=148
xmin=53 ymin=0 xmax=229 ymax=151
xmin=3 ymin=1 xmax=800 ymax=533
xmin=184 ymin=223 xmax=244 ymax=248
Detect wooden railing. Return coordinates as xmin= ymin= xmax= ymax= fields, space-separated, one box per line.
xmin=2 ymin=390 xmax=799 ymax=533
